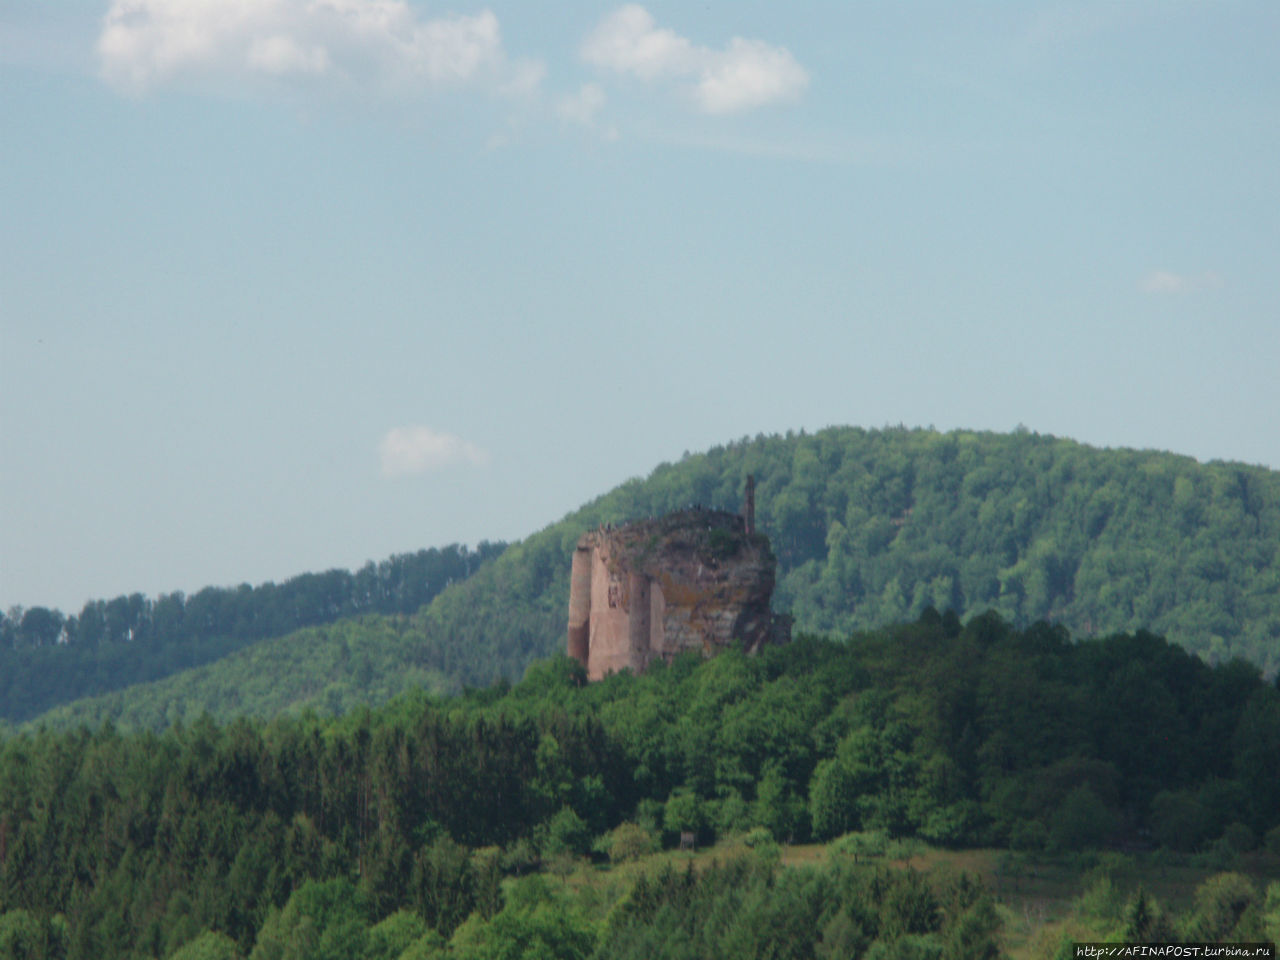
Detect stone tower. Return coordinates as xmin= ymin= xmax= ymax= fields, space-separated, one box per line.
xmin=565 ymin=506 xmax=790 ymax=681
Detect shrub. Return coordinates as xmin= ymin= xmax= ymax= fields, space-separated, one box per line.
xmin=542 ymin=807 xmax=592 ymax=858
xmin=599 ymin=822 xmax=657 ymax=864
xmin=1220 ymin=822 xmax=1258 ymax=854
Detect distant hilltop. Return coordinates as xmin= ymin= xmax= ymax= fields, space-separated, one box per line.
xmin=567 ymin=486 xmax=791 ymax=681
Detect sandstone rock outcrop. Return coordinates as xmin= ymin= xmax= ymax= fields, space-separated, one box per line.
xmin=567 ymin=508 xmax=790 ymax=681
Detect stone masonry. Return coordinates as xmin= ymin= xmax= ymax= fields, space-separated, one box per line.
xmin=566 ymin=503 xmax=790 ymax=681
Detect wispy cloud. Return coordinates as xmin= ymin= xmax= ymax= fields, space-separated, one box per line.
xmin=1142 ymin=269 xmax=1223 ymax=295
xmin=558 ymin=81 xmax=606 ymax=125
xmin=379 ymin=426 xmax=489 ymax=477
xmin=98 ymin=0 xmax=541 ymax=98
xmin=582 ymin=5 xmax=808 ymax=115
xmin=556 ymin=81 xmax=618 ymax=141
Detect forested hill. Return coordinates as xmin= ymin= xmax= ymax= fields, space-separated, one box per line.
xmin=15 ymin=426 xmax=1280 ymax=731
xmin=0 ymin=542 xmax=504 ymax=724
xmin=400 ymin=426 xmax=1280 ymax=689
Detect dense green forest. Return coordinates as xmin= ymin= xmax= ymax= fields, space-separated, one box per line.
xmin=0 ymin=543 xmax=504 ymax=723
xmin=10 ymin=426 xmax=1280 ymax=730
xmin=336 ymin=426 xmax=1280 ymax=694
xmin=29 ymin=617 xmax=457 ymax=733
xmin=3 ymin=613 xmax=1279 ymax=958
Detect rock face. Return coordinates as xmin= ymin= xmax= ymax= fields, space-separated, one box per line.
xmin=567 ymin=508 xmax=791 ymax=681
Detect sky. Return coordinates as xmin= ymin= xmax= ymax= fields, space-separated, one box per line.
xmin=2 ymin=0 xmax=1278 ymax=614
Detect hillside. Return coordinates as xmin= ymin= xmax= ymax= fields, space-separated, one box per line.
xmin=0 ymin=542 xmax=504 ymax=723
xmin=401 ymin=425 xmax=1280 ymax=683
xmin=23 ymin=426 xmax=1280 ymax=731
xmin=4 ymin=614 xmax=1280 ymax=958
xmin=26 ymin=616 xmax=455 ymax=733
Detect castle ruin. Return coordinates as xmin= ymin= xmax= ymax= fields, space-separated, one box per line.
xmin=566 ymin=487 xmax=790 ymax=681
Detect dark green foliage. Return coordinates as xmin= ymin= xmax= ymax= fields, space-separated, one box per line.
xmin=595 ymin=857 xmax=997 ymax=960
xmin=1265 ymin=824 xmax=1280 ymax=855
xmin=809 ymin=757 xmax=859 ymax=840
xmin=1048 ymin=786 xmax=1116 ymax=852
xmin=3 ymin=615 xmax=1280 ymax=957
xmin=879 ymin=869 xmax=940 ymax=940
xmin=30 ymin=617 xmax=460 ymax=732
xmin=440 ymin=427 xmax=1280 ymax=685
xmin=17 ymin=426 xmax=1280 ymax=735
xmin=0 ymin=543 xmax=505 ymax=723
xmin=410 ymin=839 xmax=474 ymax=938
xmin=1120 ymin=886 xmax=1174 ymax=943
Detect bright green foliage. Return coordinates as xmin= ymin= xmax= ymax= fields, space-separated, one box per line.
xmin=1060 ymin=872 xmax=1279 ymax=955
xmin=362 ymin=910 xmax=427 ymax=960
xmin=662 ymin=791 xmax=704 ymax=835
xmin=169 ymin=930 xmax=242 ymax=960
xmin=449 ymin=876 xmax=594 ymax=960
xmin=450 ymin=903 xmax=595 ymax=960
xmin=752 ymin=761 xmax=806 ymax=841
xmin=1182 ymin=872 xmax=1262 ymax=942
xmin=596 ymin=822 xmax=656 ymax=863
xmin=541 ymin=808 xmax=591 ymax=858
xmin=249 ymin=878 xmax=369 ymax=960
xmin=1263 ymin=882 xmax=1280 ymax=943
xmin=0 ymin=910 xmax=45 ymax=960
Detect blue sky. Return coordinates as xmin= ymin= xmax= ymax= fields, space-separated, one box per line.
xmin=2 ymin=0 xmax=1278 ymax=613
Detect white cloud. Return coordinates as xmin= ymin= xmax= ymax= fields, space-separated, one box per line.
xmin=582 ymin=5 xmax=696 ymax=80
xmin=379 ymin=426 xmax=489 ymax=477
xmin=581 ymin=5 xmax=807 ymax=114
xmin=247 ymin=34 xmax=329 ymax=76
xmin=557 ymin=81 xmax=606 ymax=125
xmin=98 ymin=0 xmax=538 ymax=97
xmin=694 ymin=37 xmax=809 ymax=114
xmin=1142 ymin=270 xmax=1223 ymax=295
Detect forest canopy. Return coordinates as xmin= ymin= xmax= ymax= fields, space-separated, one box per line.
xmin=7 ymin=426 xmax=1280 ymax=728
xmin=0 ymin=543 xmax=504 ymax=723
xmin=370 ymin=426 xmax=1280 ymax=694
xmin=2 ymin=613 xmax=1279 ymax=958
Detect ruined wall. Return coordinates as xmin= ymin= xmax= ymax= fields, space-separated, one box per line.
xmin=566 ymin=546 xmax=592 ymax=665
xmin=566 ymin=508 xmax=789 ymax=681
